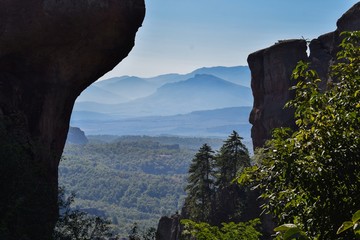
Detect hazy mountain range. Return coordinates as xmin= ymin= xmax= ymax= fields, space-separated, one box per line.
xmin=71 ymin=66 xmax=253 ymax=140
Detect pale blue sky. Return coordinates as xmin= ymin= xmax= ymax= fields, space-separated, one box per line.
xmin=100 ymin=0 xmax=358 ymax=79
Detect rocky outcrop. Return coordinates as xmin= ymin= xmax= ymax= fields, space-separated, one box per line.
xmin=0 ymin=1 xmax=145 ymax=239
xmin=247 ymin=3 xmax=360 ymax=239
xmin=248 ymin=2 xmax=360 ymax=149
xmin=67 ymin=127 xmax=88 ymax=145
xmin=248 ymin=39 xmax=308 ymax=148
xmin=156 ymin=213 xmax=181 ymax=240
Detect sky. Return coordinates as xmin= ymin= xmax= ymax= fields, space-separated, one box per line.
xmin=99 ymin=0 xmax=359 ymax=79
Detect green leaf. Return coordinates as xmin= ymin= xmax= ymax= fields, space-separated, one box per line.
xmin=274 ymin=224 xmax=297 ymax=232
xmin=283 ymin=227 xmax=302 ymax=239
xmin=354 ymin=223 xmax=360 ymax=237
xmin=352 ymin=210 xmax=360 ymax=223
xmin=337 ymin=221 xmax=354 ymax=234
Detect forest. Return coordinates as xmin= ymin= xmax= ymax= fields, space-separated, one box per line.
xmin=58 ymin=31 xmax=360 ymax=240
xmin=59 ymin=135 xmax=225 ymax=236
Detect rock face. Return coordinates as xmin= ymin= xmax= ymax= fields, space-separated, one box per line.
xmin=0 ymin=1 xmax=145 ymax=239
xmin=156 ymin=214 xmax=181 ymax=240
xmin=247 ymin=3 xmax=360 ymax=238
xmin=248 ymin=2 xmax=360 ymax=149
xmin=67 ymin=127 xmax=88 ymax=144
xmin=248 ymin=39 xmax=308 ymax=148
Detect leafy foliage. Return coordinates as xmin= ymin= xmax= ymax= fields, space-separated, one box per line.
xmin=181 ymin=218 xmax=262 ymax=240
xmin=53 ymin=188 xmax=113 ymax=240
xmin=337 ymin=210 xmax=360 ymax=238
xmin=239 ymin=31 xmax=360 ymax=239
xmin=274 ymin=224 xmax=310 ymax=240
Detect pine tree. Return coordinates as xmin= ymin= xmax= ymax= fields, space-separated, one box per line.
xmin=214 ymin=131 xmax=251 ymax=224
xmin=184 ymin=144 xmax=215 ymax=222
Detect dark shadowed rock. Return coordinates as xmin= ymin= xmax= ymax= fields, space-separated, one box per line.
xmin=248 ymin=39 xmax=308 ymax=149
xmin=0 ymin=1 xmax=145 ymax=239
xmin=156 ymin=213 xmax=181 ymax=240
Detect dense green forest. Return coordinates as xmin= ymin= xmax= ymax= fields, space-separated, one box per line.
xmin=59 ymin=135 xmax=225 ymax=236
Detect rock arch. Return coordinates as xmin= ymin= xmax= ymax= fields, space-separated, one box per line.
xmin=0 ymin=1 xmax=145 ymax=239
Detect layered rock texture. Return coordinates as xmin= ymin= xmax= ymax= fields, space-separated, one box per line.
xmin=0 ymin=1 xmax=145 ymax=239
xmin=248 ymin=2 xmax=360 ymax=149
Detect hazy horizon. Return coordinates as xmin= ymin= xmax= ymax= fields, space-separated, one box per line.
xmin=99 ymin=0 xmax=358 ymax=79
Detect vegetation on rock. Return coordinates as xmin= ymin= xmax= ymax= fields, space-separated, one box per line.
xmin=240 ymin=31 xmax=360 ymax=239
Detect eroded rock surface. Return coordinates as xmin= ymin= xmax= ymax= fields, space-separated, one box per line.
xmin=0 ymin=1 xmax=145 ymax=239
xmin=156 ymin=214 xmax=181 ymax=240
xmin=248 ymin=2 xmax=360 ymax=149
xmin=247 ymin=4 xmax=360 ymax=239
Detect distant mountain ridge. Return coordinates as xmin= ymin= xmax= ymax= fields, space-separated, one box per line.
xmin=76 ymin=66 xmax=250 ymax=104
xmin=71 ymin=66 xmax=253 ymax=139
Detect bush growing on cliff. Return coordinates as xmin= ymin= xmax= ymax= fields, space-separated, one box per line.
xmin=181 ymin=218 xmax=261 ymax=240
xmin=239 ymin=31 xmax=360 ymax=239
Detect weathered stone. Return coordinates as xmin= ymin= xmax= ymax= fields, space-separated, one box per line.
xmin=247 ymin=3 xmax=360 ymax=239
xmin=0 ymin=1 xmax=145 ymax=239
xmin=248 ymin=40 xmax=308 ymax=149
xmin=156 ymin=213 xmax=181 ymax=240
xmin=249 ymin=2 xmax=360 ymax=150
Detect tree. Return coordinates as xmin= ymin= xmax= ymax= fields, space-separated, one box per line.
xmin=184 ymin=143 xmax=215 ymax=222
xmin=129 ymin=222 xmax=141 ymax=240
xmin=53 ymin=188 xmax=113 ymax=240
xmin=181 ymin=218 xmax=262 ymax=240
xmin=214 ymin=131 xmax=251 ymax=224
xmin=240 ymin=31 xmax=360 ymax=239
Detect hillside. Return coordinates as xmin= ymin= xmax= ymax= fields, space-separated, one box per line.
xmin=60 ymin=135 xmax=226 ymax=237
xmin=74 ymin=74 xmax=252 ymax=117
xmin=94 ymin=76 xmax=157 ymax=100
xmin=76 ymin=85 xmax=129 ymax=104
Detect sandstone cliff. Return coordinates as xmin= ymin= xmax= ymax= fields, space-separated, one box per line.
xmin=0 ymin=1 xmax=145 ymax=239
xmin=247 ymin=3 xmax=360 ymax=238
xmin=156 ymin=214 xmax=182 ymax=240
xmin=248 ymin=2 xmax=360 ymax=149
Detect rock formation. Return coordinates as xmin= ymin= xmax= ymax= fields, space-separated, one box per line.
xmin=67 ymin=127 xmax=88 ymax=145
xmin=248 ymin=2 xmax=360 ymax=149
xmin=248 ymin=39 xmax=308 ymax=148
xmin=0 ymin=1 xmax=145 ymax=239
xmin=248 ymin=2 xmax=360 ymax=239
xmin=156 ymin=213 xmax=181 ymax=240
